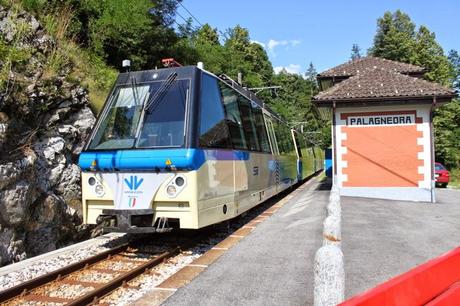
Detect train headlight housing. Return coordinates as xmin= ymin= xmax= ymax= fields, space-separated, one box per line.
xmin=165 ymin=175 xmax=186 ymax=198
xmin=95 ymin=184 xmax=105 ymax=197
xmin=166 ymin=185 xmax=177 ymax=197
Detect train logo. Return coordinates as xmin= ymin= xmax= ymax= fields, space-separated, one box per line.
xmin=124 ymin=175 xmax=144 ymax=191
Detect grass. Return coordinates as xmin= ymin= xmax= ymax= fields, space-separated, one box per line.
xmin=2 ymin=0 xmax=117 ymax=115
xmin=39 ymin=4 xmax=117 ymax=114
xmin=449 ymin=168 xmax=460 ymax=189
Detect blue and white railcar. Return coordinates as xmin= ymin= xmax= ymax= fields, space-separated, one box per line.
xmin=78 ymin=65 xmax=322 ymax=233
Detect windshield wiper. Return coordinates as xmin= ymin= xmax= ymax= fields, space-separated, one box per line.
xmin=132 ymin=72 xmax=177 ymax=147
xmin=130 ymin=76 xmax=141 ymax=107
xmin=144 ymin=72 xmax=177 ymax=113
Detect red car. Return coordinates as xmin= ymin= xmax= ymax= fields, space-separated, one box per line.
xmin=435 ymin=162 xmax=449 ymax=188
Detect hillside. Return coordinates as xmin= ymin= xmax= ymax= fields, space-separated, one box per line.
xmin=0 ymin=3 xmax=110 ymax=265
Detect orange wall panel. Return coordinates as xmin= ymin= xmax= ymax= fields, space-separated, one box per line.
xmin=342 ymin=125 xmax=424 ymax=187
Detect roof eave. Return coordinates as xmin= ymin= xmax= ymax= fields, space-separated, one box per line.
xmin=312 ymin=94 xmax=456 ymax=108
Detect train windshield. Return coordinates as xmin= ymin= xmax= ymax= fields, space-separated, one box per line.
xmin=88 ymin=78 xmax=189 ymax=150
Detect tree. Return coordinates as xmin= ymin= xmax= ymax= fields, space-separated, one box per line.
xmin=305 ymin=62 xmax=319 ymax=93
xmin=413 ymin=26 xmax=453 ymax=86
xmin=350 ymin=44 xmax=362 ymax=60
xmin=369 ymin=10 xmax=459 ymax=169
xmin=368 ymin=10 xmax=417 ymax=63
xmin=448 ymin=49 xmax=460 ymax=91
xmin=434 ymin=100 xmax=460 ymax=169
xmin=195 ymin=24 xmax=220 ymax=45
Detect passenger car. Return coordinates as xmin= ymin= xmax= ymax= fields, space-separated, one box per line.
xmin=435 ymin=162 xmax=449 ymax=188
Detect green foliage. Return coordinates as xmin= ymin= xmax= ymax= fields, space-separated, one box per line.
xmin=305 ymin=62 xmax=318 ymax=90
xmin=369 ymin=10 xmax=453 ymax=86
xmin=369 ymin=10 xmax=417 ymax=63
xmin=350 ymin=44 xmax=362 ymax=60
xmin=434 ymin=99 xmax=460 ymax=169
xmin=450 ymin=168 xmax=460 ymax=188
xmin=10 ymin=1 xmax=327 ymax=145
xmin=413 ymin=26 xmax=453 ymax=86
xmin=0 ymin=11 xmax=33 ymax=91
xmin=448 ymin=49 xmax=460 ymax=90
xmin=196 ymin=24 xmax=219 ymax=45
xmin=370 ymin=10 xmax=459 ymax=171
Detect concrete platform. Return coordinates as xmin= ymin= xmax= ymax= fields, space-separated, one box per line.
xmin=139 ymin=176 xmax=330 ymax=306
xmin=342 ymin=188 xmax=460 ymax=298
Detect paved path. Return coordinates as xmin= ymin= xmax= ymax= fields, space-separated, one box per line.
xmin=162 ymin=176 xmax=330 ymax=306
xmin=342 ymin=188 xmax=460 ymax=298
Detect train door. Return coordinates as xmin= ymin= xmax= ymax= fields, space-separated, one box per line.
xmin=264 ymin=114 xmax=280 ymax=195
xmin=292 ymin=130 xmax=303 ymax=181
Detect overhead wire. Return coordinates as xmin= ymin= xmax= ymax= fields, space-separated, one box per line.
xmin=176 ymin=2 xmax=229 ymax=40
xmin=178 ymin=2 xmax=203 ymax=27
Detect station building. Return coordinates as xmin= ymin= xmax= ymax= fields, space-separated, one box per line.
xmin=313 ymin=57 xmax=456 ymax=202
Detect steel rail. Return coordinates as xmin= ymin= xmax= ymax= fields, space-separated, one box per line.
xmin=67 ymin=246 xmax=180 ymax=306
xmin=0 ymin=243 xmax=129 ymax=303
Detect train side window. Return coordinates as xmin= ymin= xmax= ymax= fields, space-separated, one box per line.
xmin=273 ymin=120 xmax=286 ymax=153
xmin=264 ymin=115 xmax=278 ymax=154
xmin=199 ymin=74 xmax=232 ymax=149
xmin=253 ymin=107 xmax=271 ymax=153
xmin=237 ymin=96 xmax=260 ymax=151
xmin=218 ymin=82 xmax=248 ymax=150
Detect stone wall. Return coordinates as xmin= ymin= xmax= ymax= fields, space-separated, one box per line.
xmin=0 ymin=6 xmax=96 ymax=265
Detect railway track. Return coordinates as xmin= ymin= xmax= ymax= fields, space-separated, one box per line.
xmin=0 ymin=178 xmax=313 ymax=306
xmin=0 ymin=243 xmax=181 ymax=306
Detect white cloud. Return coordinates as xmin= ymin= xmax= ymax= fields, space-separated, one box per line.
xmin=250 ymin=40 xmax=266 ymax=48
xmin=274 ymin=64 xmax=302 ymax=75
xmin=267 ymin=39 xmax=302 ymax=52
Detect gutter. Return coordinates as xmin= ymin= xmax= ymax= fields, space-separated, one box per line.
xmin=430 ymin=96 xmax=437 ymax=203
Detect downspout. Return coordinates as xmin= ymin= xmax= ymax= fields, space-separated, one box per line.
xmin=430 ymin=96 xmax=437 ymax=203
xmin=332 ymin=101 xmax=337 ymax=186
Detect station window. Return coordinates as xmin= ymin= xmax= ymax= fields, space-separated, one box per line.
xmin=199 ymin=74 xmax=232 ymax=148
xmin=237 ymin=96 xmax=260 ymax=151
xmin=218 ymin=83 xmax=248 ymax=150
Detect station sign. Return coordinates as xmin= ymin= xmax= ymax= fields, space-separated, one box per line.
xmin=347 ymin=114 xmax=415 ymax=127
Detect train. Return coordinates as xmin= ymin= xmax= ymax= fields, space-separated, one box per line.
xmin=78 ymin=63 xmax=324 ymax=233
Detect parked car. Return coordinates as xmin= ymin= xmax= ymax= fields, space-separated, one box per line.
xmin=435 ymin=162 xmax=450 ymax=188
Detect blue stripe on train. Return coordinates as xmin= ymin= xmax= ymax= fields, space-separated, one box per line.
xmin=78 ymin=149 xmax=250 ymax=171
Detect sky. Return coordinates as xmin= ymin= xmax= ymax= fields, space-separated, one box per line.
xmin=177 ymin=0 xmax=460 ymax=75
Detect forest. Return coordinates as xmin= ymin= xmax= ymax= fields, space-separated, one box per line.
xmin=1 ymin=0 xmax=459 ymax=179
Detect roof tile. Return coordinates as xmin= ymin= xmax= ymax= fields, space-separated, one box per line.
xmin=314 ymin=67 xmax=455 ymax=102
xmin=318 ymin=56 xmax=425 ymax=78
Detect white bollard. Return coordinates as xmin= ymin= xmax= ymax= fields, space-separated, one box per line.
xmin=314 ymin=245 xmax=345 ymax=306
xmin=329 ymin=190 xmax=340 ymax=204
xmin=323 ymin=215 xmax=341 ymax=246
xmin=327 ymin=199 xmax=341 ymax=219
xmin=331 ymin=184 xmax=339 ymax=193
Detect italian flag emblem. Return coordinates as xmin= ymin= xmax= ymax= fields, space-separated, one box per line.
xmin=128 ymin=197 xmax=136 ymax=208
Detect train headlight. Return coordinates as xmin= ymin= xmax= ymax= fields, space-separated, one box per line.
xmin=88 ymin=177 xmax=96 ymax=186
xmin=95 ymin=184 xmax=105 ymax=197
xmin=166 ymin=185 xmax=177 ymax=197
xmin=175 ymin=176 xmax=185 ymax=187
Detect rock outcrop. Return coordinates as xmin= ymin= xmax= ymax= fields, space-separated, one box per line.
xmin=0 ymin=6 xmax=96 ymax=265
